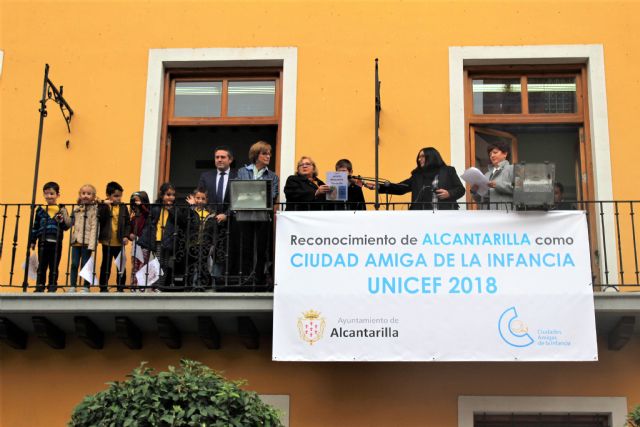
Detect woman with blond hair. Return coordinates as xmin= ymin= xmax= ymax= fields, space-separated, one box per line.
xmin=284 ymin=156 xmax=332 ymax=211
xmin=237 ymin=140 xmax=279 ymax=200
xmin=236 ymin=141 xmax=280 ymax=286
xmin=69 ymin=183 xmax=99 ymax=292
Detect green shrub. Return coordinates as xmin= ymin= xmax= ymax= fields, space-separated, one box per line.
xmin=69 ymin=359 xmax=283 ymax=427
xmin=628 ymin=405 xmax=640 ymax=427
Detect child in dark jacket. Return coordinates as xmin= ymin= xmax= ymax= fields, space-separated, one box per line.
xmin=98 ymin=182 xmax=130 ymax=292
xmin=137 ymin=182 xmax=178 ymax=290
xmin=128 ymin=191 xmax=150 ymax=290
xmin=335 ymin=158 xmax=374 ymax=211
xmin=29 ymin=181 xmax=71 ymax=292
xmin=185 ymin=187 xmax=217 ymax=289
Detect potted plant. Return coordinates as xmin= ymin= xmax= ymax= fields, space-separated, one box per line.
xmin=69 ymin=359 xmax=283 ymax=427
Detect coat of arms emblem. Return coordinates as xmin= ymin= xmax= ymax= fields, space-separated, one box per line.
xmin=297 ymin=309 xmax=326 ymax=345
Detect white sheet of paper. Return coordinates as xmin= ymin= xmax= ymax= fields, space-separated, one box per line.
xmin=114 ymin=250 xmax=127 ymax=272
xmin=461 ymin=167 xmax=490 ymax=196
xmin=22 ymin=253 xmax=38 ymax=280
xmin=147 ymin=251 xmax=163 ymax=275
xmin=79 ymin=256 xmax=97 ymax=285
xmin=131 ymin=240 xmax=146 ymax=263
xmin=136 ymin=258 xmax=161 ymax=287
xmin=325 ymin=171 xmax=349 ymax=201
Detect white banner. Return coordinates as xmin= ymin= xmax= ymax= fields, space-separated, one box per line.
xmin=272 ymin=210 xmax=598 ymax=362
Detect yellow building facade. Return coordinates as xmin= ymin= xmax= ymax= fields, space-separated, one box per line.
xmin=1 ymin=1 xmax=640 ymax=426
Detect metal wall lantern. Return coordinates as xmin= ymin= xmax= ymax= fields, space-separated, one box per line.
xmin=513 ymin=162 xmax=556 ymax=210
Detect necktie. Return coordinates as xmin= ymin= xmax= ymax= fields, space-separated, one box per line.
xmin=217 ymin=171 xmax=226 ymax=204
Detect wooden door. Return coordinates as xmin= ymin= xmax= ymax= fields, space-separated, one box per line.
xmin=469 ymin=126 xmax=519 ymax=172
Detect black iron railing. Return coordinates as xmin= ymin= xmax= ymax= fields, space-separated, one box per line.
xmin=0 ymin=201 xmax=637 ymax=292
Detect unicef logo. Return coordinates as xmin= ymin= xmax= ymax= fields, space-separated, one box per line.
xmin=498 ymin=306 xmax=534 ymax=348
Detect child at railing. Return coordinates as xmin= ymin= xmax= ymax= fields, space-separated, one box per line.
xmin=29 ymin=181 xmax=71 ymax=292
xmin=98 ymin=182 xmax=130 ymax=292
xmin=185 ymin=187 xmax=216 ymax=289
xmin=137 ymin=182 xmax=177 ymax=290
xmin=128 ymin=191 xmax=150 ymax=291
xmin=69 ymin=184 xmax=99 ymax=293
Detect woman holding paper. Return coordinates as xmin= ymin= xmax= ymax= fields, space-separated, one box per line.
xmin=471 ymin=141 xmax=514 ymax=210
xmin=284 ymin=156 xmax=332 ymax=211
xmin=378 ymin=147 xmax=465 ymax=210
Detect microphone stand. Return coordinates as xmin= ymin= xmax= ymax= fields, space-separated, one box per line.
xmin=351 ymin=175 xmax=402 ymax=209
xmin=412 ymin=185 xmax=432 ymax=210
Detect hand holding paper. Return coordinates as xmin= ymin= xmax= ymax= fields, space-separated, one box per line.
xmin=461 ymin=167 xmax=489 ymax=196
xmin=325 ymin=172 xmax=348 ymax=201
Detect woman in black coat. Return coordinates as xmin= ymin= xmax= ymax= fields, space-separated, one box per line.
xmin=284 ymin=156 xmax=332 ymax=211
xmin=379 ymin=147 xmax=465 ymax=210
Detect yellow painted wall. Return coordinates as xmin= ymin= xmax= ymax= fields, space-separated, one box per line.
xmin=1 ymin=337 xmax=639 ymax=426
xmin=2 ymin=0 xmax=640 ymax=425
xmin=2 ymin=0 xmax=640 ymax=204
xmin=3 ymin=0 xmax=640 ymax=284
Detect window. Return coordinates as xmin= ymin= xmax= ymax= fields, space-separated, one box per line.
xmin=140 ymin=48 xmax=298 ymax=203
xmin=158 ymin=68 xmax=283 ymax=194
xmin=472 ymin=78 xmax=522 ymax=114
xmin=464 ymin=66 xmax=590 ymax=201
xmin=464 ymin=64 xmax=602 ymax=280
xmin=475 ymin=413 xmax=610 ymax=427
xmin=458 ymin=396 xmax=627 ymax=427
xmin=449 ymin=45 xmax=615 ymax=287
xmin=168 ymin=71 xmax=281 ymax=125
xmin=470 ymin=71 xmax=582 ymax=118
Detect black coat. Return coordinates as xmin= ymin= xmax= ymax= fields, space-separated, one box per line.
xmin=198 ymin=169 xmax=239 ymax=214
xmin=137 ymin=205 xmax=191 ymax=251
xmin=334 ymin=183 xmax=366 ymax=211
xmin=284 ymin=174 xmax=333 ymax=211
xmin=379 ymin=166 xmax=465 ymax=210
xmin=97 ymin=203 xmax=131 ymax=244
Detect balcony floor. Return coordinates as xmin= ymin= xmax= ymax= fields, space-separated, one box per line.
xmin=1 ymin=292 xmax=639 ymax=351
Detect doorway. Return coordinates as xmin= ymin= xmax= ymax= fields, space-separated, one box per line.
xmin=471 ymin=124 xmax=580 ymax=201
xmin=168 ymin=125 xmax=278 ymax=198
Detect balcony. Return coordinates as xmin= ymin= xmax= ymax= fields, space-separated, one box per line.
xmin=1 ymin=201 xmax=639 ymax=351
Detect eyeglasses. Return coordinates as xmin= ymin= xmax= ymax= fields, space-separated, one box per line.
xmin=299 ymin=162 xmax=313 ymax=167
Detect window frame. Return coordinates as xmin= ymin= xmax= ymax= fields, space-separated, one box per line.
xmin=167 ymin=67 xmax=282 ymax=126
xmin=463 ymin=63 xmax=603 ymax=283
xmin=466 ymin=65 xmax=585 ymax=124
xmin=463 ymin=65 xmax=592 ymax=201
xmin=448 ymin=44 xmax=615 ymax=287
xmin=458 ymin=396 xmax=628 ymax=427
xmin=474 ymin=412 xmax=610 ymax=427
xmin=157 ymin=66 xmax=284 ymax=187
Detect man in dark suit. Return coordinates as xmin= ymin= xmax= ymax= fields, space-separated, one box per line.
xmin=198 ymin=146 xmax=239 ymax=286
xmin=198 ymin=146 xmax=238 ymax=221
